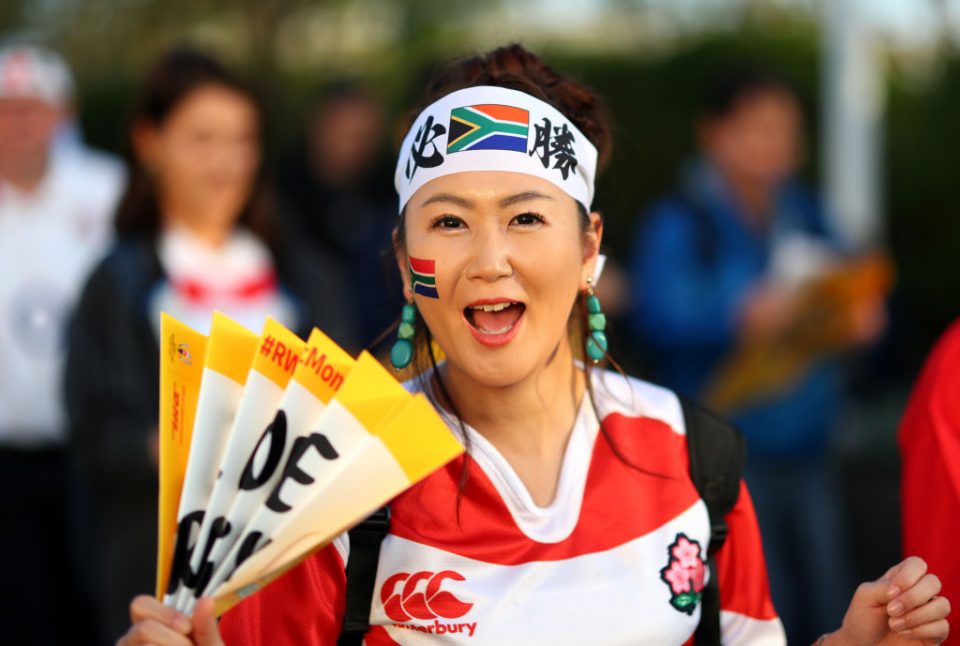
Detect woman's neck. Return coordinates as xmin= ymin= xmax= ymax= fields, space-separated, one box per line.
xmin=436 ymin=340 xmax=587 ymax=507
xmin=164 ymin=212 xmax=233 ymax=248
xmin=438 ymin=339 xmax=586 ymax=458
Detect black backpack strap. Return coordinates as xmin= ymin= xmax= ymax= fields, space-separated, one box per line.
xmin=337 ymin=507 xmax=391 ymax=646
xmin=680 ymin=396 xmax=746 ymax=646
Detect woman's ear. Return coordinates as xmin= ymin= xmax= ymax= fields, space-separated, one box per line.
xmin=581 ymin=210 xmax=604 ymax=289
xmin=392 ymin=228 xmax=414 ymax=301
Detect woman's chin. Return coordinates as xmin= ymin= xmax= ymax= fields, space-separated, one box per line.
xmin=443 ymin=352 xmax=532 ymax=390
xmin=435 ymin=321 xmax=574 ymax=391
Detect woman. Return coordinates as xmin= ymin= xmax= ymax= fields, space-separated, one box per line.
xmin=119 ymin=45 xmax=949 ymax=645
xmin=66 ymin=48 xmax=354 ymax=640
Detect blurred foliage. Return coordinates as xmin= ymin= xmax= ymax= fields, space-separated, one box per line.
xmin=1 ymin=1 xmax=957 ymax=367
xmin=548 ymin=23 xmax=822 ymax=255
xmin=885 ymin=56 xmax=960 ymax=364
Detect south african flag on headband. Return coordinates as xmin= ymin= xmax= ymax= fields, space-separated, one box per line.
xmin=410 ymin=258 xmax=438 ymax=299
xmin=448 ymin=104 xmax=529 ymax=154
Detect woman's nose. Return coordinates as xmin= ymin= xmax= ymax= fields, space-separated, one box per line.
xmin=465 ymin=229 xmax=513 ymax=282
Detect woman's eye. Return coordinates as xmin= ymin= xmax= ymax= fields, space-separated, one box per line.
xmin=433 ymin=215 xmax=465 ymax=229
xmin=512 ymin=212 xmax=544 ymax=226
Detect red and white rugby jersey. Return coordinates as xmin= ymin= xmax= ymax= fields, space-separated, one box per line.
xmin=220 ymin=370 xmax=785 ymax=645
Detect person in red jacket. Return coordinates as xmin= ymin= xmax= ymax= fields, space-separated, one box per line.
xmin=899 ymin=319 xmax=960 ymax=639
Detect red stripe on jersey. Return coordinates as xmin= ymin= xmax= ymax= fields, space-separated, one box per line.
xmin=389 ymin=412 xmax=701 ymax=564
xmin=220 ymin=543 xmax=347 ymax=646
xmin=715 ymin=481 xmax=779 ymax=620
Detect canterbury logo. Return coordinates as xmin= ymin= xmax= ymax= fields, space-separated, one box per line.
xmin=381 ymin=570 xmax=473 ymax=621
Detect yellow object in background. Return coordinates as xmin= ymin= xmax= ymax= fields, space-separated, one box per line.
xmin=156 ymin=314 xmax=207 ymax=598
xmin=703 ymin=253 xmax=894 ymax=414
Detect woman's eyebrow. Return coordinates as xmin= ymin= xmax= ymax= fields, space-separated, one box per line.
xmin=499 ymin=191 xmax=555 ymax=207
xmin=420 ymin=193 xmax=474 ymax=208
xmin=419 ymin=190 xmax=555 ymax=209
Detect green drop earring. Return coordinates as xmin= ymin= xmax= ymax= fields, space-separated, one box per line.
xmin=390 ymin=301 xmax=417 ymax=370
xmin=584 ymin=277 xmax=608 ymax=363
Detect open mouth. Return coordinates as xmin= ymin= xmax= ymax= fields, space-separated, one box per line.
xmin=464 ymin=301 xmax=526 ymax=338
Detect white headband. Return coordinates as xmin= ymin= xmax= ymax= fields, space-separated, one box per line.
xmin=394 ymin=86 xmax=598 ymax=214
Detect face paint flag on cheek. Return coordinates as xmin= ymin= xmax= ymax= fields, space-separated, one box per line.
xmin=395 ymin=86 xmax=598 ymax=214
xmin=410 ymin=258 xmax=439 ymax=299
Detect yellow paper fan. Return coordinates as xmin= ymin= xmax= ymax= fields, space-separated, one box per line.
xmin=157 ymin=314 xmax=464 ymax=617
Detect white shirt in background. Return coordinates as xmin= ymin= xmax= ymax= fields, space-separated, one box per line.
xmin=151 ymin=225 xmax=298 ymax=338
xmin=0 ymin=147 xmax=125 ymax=446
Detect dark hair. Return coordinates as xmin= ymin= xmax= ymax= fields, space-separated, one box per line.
xmin=413 ymin=44 xmax=612 ymax=173
xmin=312 ymin=78 xmax=377 ymax=111
xmin=701 ymin=66 xmax=798 ymax=120
xmin=387 ymin=45 xmax=652 ymax=512
xmin=114 ymin=47 xmax=274 ymax=244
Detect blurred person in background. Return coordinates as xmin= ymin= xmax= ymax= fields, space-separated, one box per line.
xmin=0 ymin=40 xmax=124 ymax=645
xmin=279 ymin=80 xmax=397 ymax=348
xmin=627 ymin=67 xmax=887 ymax=643
xmin=899 ymin=318 xmax=960 ymax=633
xmin=65 ymin=47 xmax=354 ymax=641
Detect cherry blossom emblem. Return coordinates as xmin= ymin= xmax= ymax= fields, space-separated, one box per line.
xmin=659 ymin=533 xmax=706 ymax=615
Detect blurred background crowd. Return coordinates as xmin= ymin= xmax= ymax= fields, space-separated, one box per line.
xmin=1 ymin=0 xmax=958 ymax=644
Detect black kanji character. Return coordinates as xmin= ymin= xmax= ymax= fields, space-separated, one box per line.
xmin=528 ymin=117 xmax=578 ymax=180
xmin=529 ymin=117 xmax=553 ymax=170
xmin=405 ymin=115 xmax=446 ymax=180
xmin=549 ymin=123 xmax=578 ymax=180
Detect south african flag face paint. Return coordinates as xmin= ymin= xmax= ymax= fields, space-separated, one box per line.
xmin=409 ymin=258 xmax=439 ymax=299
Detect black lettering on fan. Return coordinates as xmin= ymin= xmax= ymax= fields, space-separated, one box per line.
xmin=239 ymin=410 xmax=287 ymax=490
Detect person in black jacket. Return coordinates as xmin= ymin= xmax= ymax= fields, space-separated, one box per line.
xmin=65 ymin=47 xmax=357 ymax=641
xmin=278 ymin=80 xmax=400 ymax=349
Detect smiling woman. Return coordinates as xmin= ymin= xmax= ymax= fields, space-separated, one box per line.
xmin=119 ymin=44 xmax=950 ymax=646
xmin=398 ymin=171 xmax=598 ymax=392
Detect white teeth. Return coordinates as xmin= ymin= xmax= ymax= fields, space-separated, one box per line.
xmin=477 ymin=323 xmax=514 ymax=335
xmin=470 ymin=302 xmax=515 ymax=312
